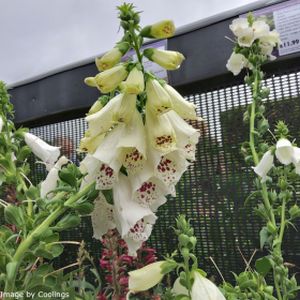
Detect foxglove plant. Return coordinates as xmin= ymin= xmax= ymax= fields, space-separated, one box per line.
xmin=81 ymin=3 xmax=200 ymax=255
xmin=223 ymin=14 xmax=299 ymax=299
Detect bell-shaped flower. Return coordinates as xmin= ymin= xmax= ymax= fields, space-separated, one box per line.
xmin=24 ymin=132 xmax=60 ymax=168
xmin=128 ymin=261 xmax=165 ymax=293
xmin=0 ymin=116 xmax=3 ymax=132
xmin=173 ymin=272 xmax=225 ymax=300
xmin=40 ymin=156 xmax=69 ymax=198
xmin=120 ymin=67 xmax=144 ymax=94
xmin=95 ymin=42 xmax=130 ymax=71
xmin=145 ymin=105 xmax=176 ymax=154
xmin=115 ymin=93 xmax=137 ymax=124
xmin=85 ymin=94 xmax=122 ymax=137
xmin=292 ymin=147 xmax=300 ymax=175
xmin=133 ymin=176 xmax=168 ymax=211
xmin=164 ymin=84 xmax=197 ymax=120
xmin=226 ymin=53 xmax=248 ymax=76
xmin=252 ymin=150 xmax=274 ymax=182
xmin=144 ymin=48 xmax=185 ymax=70
xmin=275 ymin=138 xmax=294 ymax=165
xmin=166 ymin=110 xmax=200 ymax=161
xmin=79 ymin=154 xmax=117 ymax=190
xmin=79 ymin=131 xmax=104 ymax=154
xmin=141 ymin=20 xmax=175 ymax=39
xmin=94 ymin=64 xmax=128 ymax=93
xmin=146 ymin=78 xmax=172 ymax=115
xmin=91 ymin=193 xmax=116 ymax=240
xmin=230 ymin=18 xmax=249 ymax=37
xmin=113 ymin=174 xmax=157 ymax=255
xmin=93 ymin=110 xmax=147 ymax=178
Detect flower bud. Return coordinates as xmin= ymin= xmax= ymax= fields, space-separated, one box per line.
xmin=120 ymin=67 xmax=144 ymax=94
xmin=115 ymin=93 xmax=137 ymax=123
xmin=96 ymin=42 xmax=130 ymax=71
xmin=140 ymin=20 xmax=175 ymax=39
xmin=87 ymin=100 xmax=103 ymax=116
xmin=94 ymin=65 xmax=128 ymax=93
xmin=144 ymin=48 xmax=185 ymax=70
xmin=84 ymin=77 xmax=97 ymax=87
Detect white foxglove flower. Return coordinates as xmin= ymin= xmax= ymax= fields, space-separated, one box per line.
xmin=79 ymin=131 xmax=105 ymax=154
xmin=120 ymin=67 xmax=145 ymax=94
xmin=93 ymin=110 xmax=147 ymax=177
xmin=166 ymin=110 xmax=200 ymax=160
xmin=115 ymin=93 xmax=137 ymax=124
xmin=260 ymin=30 xmax=281 ymax=47
xmin=79 ymin=154 xmax=117 ymax=190
xmin=146 ymin=79 xmax=172 ymax=115
xmin=252 ymin=150 xmax=274 ymax=182
xmin=173 ymin=272 xmax=225 ymax=300
xmin=191 ymin=272 xmax=225 ymax=300
xmin=164 ymin=84 xmax=197 ymax=120
xmin=128 ymin=261 xmax=165 ymax=293
xmin=40 ymin=156 xmax=69 ymax=198
xmin=85 ymin=94 xmax=122 ymax=137
xmin=229 ymin=18 xmax=249 ymax=37
xmin=144 ymin=48 xmax=185 ymax=70
xmin=24 ymin=133 xmax=60 ymax=167
xmin=92 ymin=65 xmax=128 ymax=93
xmin=275 ymin=138 xmax=294 ymax=165
xmin=113 ymin=174 xmax=157 ymax=255
xmin=0 ymin=116 xmax=3 ymax=132
xmin=91 ymin=193 xmax=116 ymax=240
xmin=145 ymin=105 xmax=176 ymax=154
xmin=252 ymin=20 xmax=270 ymax=39
xmin=226 ymin=53 xmax=248 ymax=75
xmin=86 ymin=100 xmax=103 ymax=116
xmin=292 ymin=147 xmax=300 ymax=175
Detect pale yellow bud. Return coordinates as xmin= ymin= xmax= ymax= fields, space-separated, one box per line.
xmin=79 ymin=132 xmax=104 ymax=154
xmin=115 ymin=93 xmax=137 ymax=124
xmin=141 ymin=20 xmax=175 ymax=39
xmin=120 ymin=67 xmax=144 ymax=94
xmin=95 ymin=48 xmax=123 ymax=71
xmin=87 ymin=100 xmax=103 ymax=116
xmin=84 ymin=77 xmax=97 ymax=87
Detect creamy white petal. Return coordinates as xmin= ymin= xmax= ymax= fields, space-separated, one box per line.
xmin=24 ymin=133 xmax=60 ymax=167
xmin=226 ymin=53 xmax=248 ymax=75
xmin=41 ymin=156 xmax=69 ymax=198
xmin=91 ymin=193 xmax=116 ymax=240
xmin=252 ymin=150 xmax=274 ymax=182
xmin=229 ymin=18 xmax=249 ymax=37
xmin=191 ymin=272 xmax=225 ymax=300
xmin=275 ymin=138 xmax=294 ymax=165
xmin=85 ymin=93 xmax=122 ymax=137
xmin=252 ymin=20 xmax=270 ymax=39
xmin=172 ymin=277 xmax=189 ymax=296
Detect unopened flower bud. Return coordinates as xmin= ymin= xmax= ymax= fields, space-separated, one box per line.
xmin=140 ymin=20 xmax=175 ymax=39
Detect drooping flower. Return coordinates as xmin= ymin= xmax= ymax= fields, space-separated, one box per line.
xmin=113 ymin=174 xmax=157 ymax=255
xmin=24 ymin=132 xmax=60 ymax=168
xmin=292 ymin=147 xmax=300 ymax=175
xmin=144 ymin=48 xmax=185 ymax=70
xmin=128 ymin=261 xmax=165 ymax=293
xmin=95 ymin=42 xmax=130 ymax=71
xmin=86 ymin=65 xmax=128 ymax=93
xmin=85 ymin=94 xmax=123 ymax=137
xmin=146 ymin=78 xmax=172 ymax=115
xmin=40 ymin=156 xmax=69 ymax=198
xmin=115 ymin=93 xmax=137 ymax=124
xmin=145 ymin=105 xmax=176 ymax=154
xmin=252 ymin=150 xmax=274 ymax=182
xmin=226 ymin=53 xmax=248 ymax=75
xmin=91 ymin=193 xmax=116 ymax=240
xmin=164 ymin=84 xmax=197 ymax=120
xmin=79 ymin=154 xmax=117 ymax=190
xmin=120 ymin=67 xmax=145 ymax=94
xmin=275 ymin=138 xmax=294 ymax=165
xmin=141 ymin=20 xmax=175 ymax=39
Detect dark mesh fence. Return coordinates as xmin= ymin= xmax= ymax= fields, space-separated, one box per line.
xmin=29 ymin=67 xmax=300 ymax=282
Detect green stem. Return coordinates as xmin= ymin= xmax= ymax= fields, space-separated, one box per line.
xmin=3 ymin=183 xmax=94 ymax=294
xmin=130 ymin=26 xmax=143 ymax=65
xmin=183 ymin=255 xmax=192 ymax=298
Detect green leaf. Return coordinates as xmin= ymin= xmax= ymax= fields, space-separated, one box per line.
xmin=255 ymin=257 xmax=272 ymax=277
xmin=59 ymin=168 xmax=77 ymax=187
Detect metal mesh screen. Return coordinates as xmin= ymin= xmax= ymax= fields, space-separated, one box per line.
xmin=29 ymin=67 xmax=300 ymax=282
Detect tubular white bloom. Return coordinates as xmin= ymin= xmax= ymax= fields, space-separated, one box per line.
xmin=85 ymin=94 xmax=123 ymax=137
xmin=40 ymin=156 xmax=69 ymax=198
xmin=24 ymin=133 xmax=60 ymax=167
xmin=93 ymin=110 xmax=147 ymax=177
xmin=120 ymin=67 xmax=145 ymax=94
xmin=94 ymin=65 xmax=128 ymax=93
xmin=146 ymin=79 xmax=172 ymax=115
xmin=95 ymin=48 xmax=123 ymax=71
xmin=144 ymin=48 xmax=185 ymax=70
xmin=191 ymin=272 xmax=225 ymax=300
xmin=275 ymin=138 xmax=294 ymax=165
xmin=292 ymin=147 xmax=300 ymax=175
xmin=226 ymin=53 xmax=248 ymax=76
xmin=145 ymin=105 xmax=176 ymax=154
xmin=128 ymin=261 xmax=165 ymax=293
xmin=79 ymin=131 xmax=105 ymax=154
xmin=115 ymin=93 xmax=137 ymax=124
xmin=164 ymin=84 xmax=197 ymax=120
xmin=252 ymin=20 xmax=270 ymax=39
xmin=79 ymin=154 xmax=117 ymax=190
xmin=91 ymin=193 xmax=116 ymax=240
xmin=0 ymin=116 xmax=3 ymax=132
xmin=252 ymin=150 xmax=274 ymax=182
xmin=166 ymin=110 xmax=200 ymax=160
xmin=172 ymin=277 xmax=188 ymax=295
